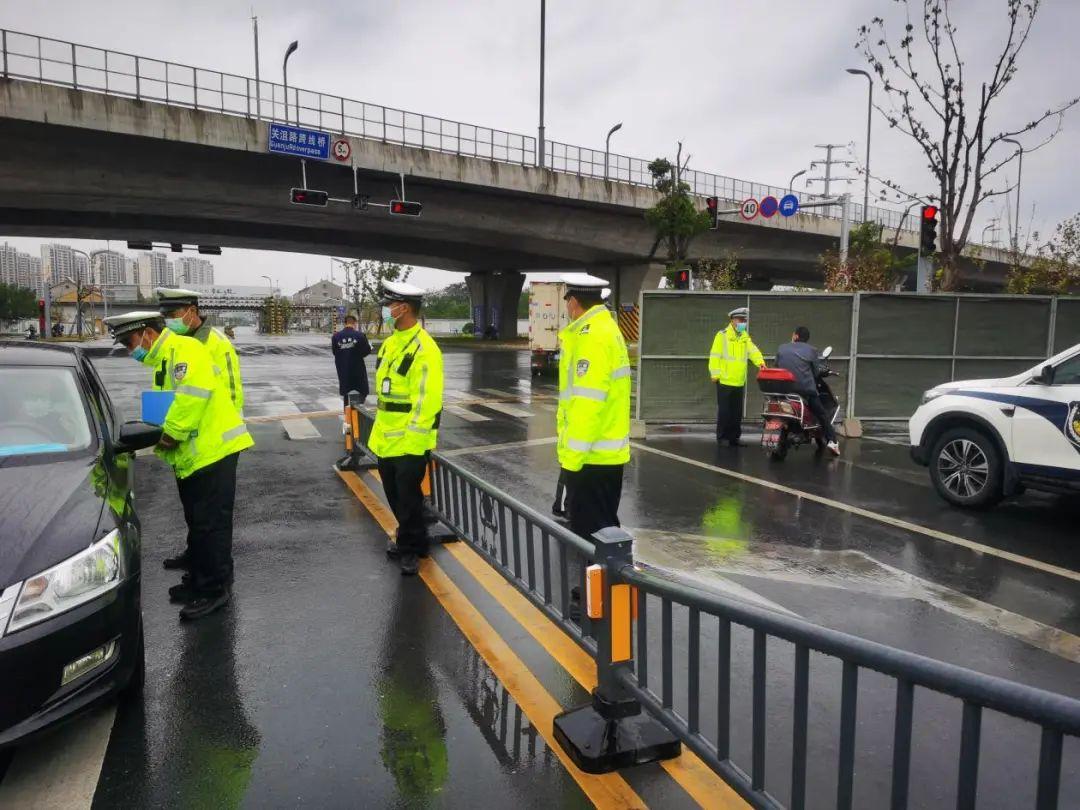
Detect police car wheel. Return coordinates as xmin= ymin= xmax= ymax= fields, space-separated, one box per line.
xmin=929 ymin=427 xmax=1003 ymax=509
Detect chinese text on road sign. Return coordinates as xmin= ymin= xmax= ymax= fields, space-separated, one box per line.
xmin=268 ymin=123 xmax=331 ymax=160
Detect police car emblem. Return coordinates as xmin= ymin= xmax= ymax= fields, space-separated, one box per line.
xmin=576 ymin=359 xmax=589 ymax=377
xmin=173 ymin=362 xmax=188 ymax=382
xmin=1067 ymin=402 xmax=1080 ymax=449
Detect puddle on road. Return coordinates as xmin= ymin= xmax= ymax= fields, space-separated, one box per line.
xmin=629 ymin=527 xmax=1080 ymax=665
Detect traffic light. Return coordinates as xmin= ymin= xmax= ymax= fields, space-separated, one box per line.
xmin=389 ymin=199 xmax=423 ymax=217
xmin=673 ymin=268 xmax=690 ymax=290
xmin=920 ymin=205 xmax=938 ymax=254
xmin=290 ymin=188 xmax=329 ymax=207
xmin=351 ymin=194 xmax=370 ymax=211
xmin=127 ymin=241 xmax=153 ymax=251
xmin=170 ymin=243 xmax=183 ymax=253
xmin=198 ymin=245 xmax=222 ymax=255
xmin=706 ymin=196 xmax=719 ymax=229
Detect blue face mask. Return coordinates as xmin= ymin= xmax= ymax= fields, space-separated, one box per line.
xmin=165 ymin=317 xmax=188 ymax=335
xmin=131 ymin=346 xmax=148 ymax=362
xmin=735 ymin=321 xmax=748 ymax=333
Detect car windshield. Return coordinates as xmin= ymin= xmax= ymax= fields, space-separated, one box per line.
xmin=0 ymin=367 xmax=94 ymax=458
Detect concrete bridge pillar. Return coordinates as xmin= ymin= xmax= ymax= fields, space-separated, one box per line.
xmin=592 ymin=262 xmax=666 ymax=307
xmin=465 ymin=271 xmax=526 ymax=339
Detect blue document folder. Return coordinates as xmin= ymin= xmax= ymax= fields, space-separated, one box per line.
xmin=141 ymin=391 xmax=175 ymax=426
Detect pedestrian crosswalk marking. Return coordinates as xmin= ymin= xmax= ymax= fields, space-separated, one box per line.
xmin=477 ymin=401 xmax=534 ymax=418
xmin=445 ymin=404 xmax=491 ymax=423
xmin=257 ymin=400 xmax=320 ymax=440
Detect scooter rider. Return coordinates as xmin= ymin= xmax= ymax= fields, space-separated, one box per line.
xmin=776 ymin=326 xmax=840 ymax=456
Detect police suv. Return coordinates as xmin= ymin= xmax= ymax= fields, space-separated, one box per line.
xmin=909 ymin=342 xmax=1080 ymax=508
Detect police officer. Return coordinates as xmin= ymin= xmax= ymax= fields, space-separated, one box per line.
xmin=331 ymin=314 xmax=372 ymax=406
xmin=367 ymin=281 xmax=444 ymax=576
xmin=557 ymin=274 xmax=631 ymax=544
xmin=709 ymin=306 xmax=764 ymax=446
xmin=157 ymin=287 xmax=245 ymax=574
xmin=105 ymin=311 xmax=254 ymax=619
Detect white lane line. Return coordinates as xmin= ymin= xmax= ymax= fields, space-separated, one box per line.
xmin=476 ymin=387 xmax=524 ymax=399
xmin=477 ymin=401 xmax=534 ymax=419
xmin=0 ymin=704 xmax=116 ymax=809
xmin=445 ymin=405 xmax=491 ymax=423
xmin=442 ymin=436 xmax=558 ymax=457
xmin=631 ymin=442 xmax=1080 ymax=584
xmin=259 ymin=400 xmax=320 ymax=440
xmin=319 ymin=396 xmax=346 ymax=413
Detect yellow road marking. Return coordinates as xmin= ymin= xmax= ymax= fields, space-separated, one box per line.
xmin=338 ymin=469 xmax=646 ymax=809
xmin=443 ymin=542 xmax=749 ymax=810
xmin=632 ymin=442 xmax=1080 ymax=585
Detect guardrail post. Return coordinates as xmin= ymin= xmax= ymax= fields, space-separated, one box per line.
xmin=3 ymin=30 xmax=8 ymax=78
xmin=553 ymin=527 xmax=680 ymax=773
xmin=335 ymin=391 xmax=377 ymax=472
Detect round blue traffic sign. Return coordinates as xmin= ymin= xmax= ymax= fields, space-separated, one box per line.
xmin=779 ymin=194 xmax=800 ymax=217
xmin=760 ymin=195 xmax=779 ymax=218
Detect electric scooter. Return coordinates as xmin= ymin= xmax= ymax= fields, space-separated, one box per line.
xmin=757 ymin=346 xmax=841 ymax=461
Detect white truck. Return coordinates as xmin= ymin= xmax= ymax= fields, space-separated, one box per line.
xmin=528 ymin=281 xmax=569 ymax=375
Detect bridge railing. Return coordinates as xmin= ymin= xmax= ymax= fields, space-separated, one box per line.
xmin=415 ymin=441 xmax=1080 ymax=809
xmin=0 ymin=27 xmax=916 ymax=232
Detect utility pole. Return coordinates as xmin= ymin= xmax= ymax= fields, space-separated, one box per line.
xmin=538 ymin=0 xmax=546 ymax=168
xmin=808 ymin=143 xmax=855 ymax=218
xmin=252 ymin=13 xmax=261 ymax=120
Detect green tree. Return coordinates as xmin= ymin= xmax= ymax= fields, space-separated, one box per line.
xmin=693 ymin=254 xmax=749 ymax=291
xmin=340 ymin=260 xmax=412 ymax=334
xmin=820 ymin=222 xmax=914 ymax=291
xmin=423 ymin=282 xmax=471 ymax=319
xmin=1006 ymin=212 xmax=1080 ymax=294
xmin=0 ymin=283 xmax=38 ymax=327
xmin=644 ymin=145 xmax=712 ymax=285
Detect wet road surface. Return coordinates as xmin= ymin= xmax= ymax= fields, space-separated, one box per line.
xmin=2 ymin=336 xmax=1077 ymax=808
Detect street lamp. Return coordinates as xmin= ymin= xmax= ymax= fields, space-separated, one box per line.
xmin=261 ymin=274 xmax=275 ymax=297
xmin=1003 ymin=137 xmax=1024 ymax=256
xmin=603 ymin=122 xmax=623 ymax=181
xmin=982 ymin=218 xmax=1000 ymax=246
xmin=846 ymin=68 xmax=873 ymax=222
xmin=282 ymin=41 xmax=299 ymax=124
xmin=788 ymin=169 xmax=807 ymax=193
xmin=538 ymin=0 xmax=546 ymax=168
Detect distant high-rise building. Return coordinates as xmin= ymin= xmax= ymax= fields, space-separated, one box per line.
xmin=0 ymin=243 xmax=17 ymax=287
xmin=25 ymin=256 xmax=42 ymax=295
xmin=174 ymin=256 xmax=215 ymax=286
xmin=41 ymin=243 xmax=76 ymax=285
xmin=90 ymin=249 xmax=127 ymax=287
xmin=124 ymin=256 xmax=136 ymax=285
xmin=135 ymin=252 xmax=173 ymax=298
xmin=75 ymin=253 xmax=90 ymax=284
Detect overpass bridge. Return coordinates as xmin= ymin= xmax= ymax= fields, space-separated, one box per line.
xmin=0 ymin=29 xmax=1016 ymax=337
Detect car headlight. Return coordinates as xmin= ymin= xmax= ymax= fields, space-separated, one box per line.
xmin=921 ymin=388 xmax=946 ymax=405
xmin=2 ymin=530 xmax=124 ymax=636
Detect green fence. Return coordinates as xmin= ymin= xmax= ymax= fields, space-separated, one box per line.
xmin=637 ymin=291 xmax=1078 ymax=423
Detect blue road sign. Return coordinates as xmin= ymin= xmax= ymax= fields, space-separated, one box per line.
xmin=268 ymin=122 xmax=331 ymax=160
xmin=779 ymin=194 xmax=800 ymax=217
xmin=760 ymin=195 xmax=779 ymax=218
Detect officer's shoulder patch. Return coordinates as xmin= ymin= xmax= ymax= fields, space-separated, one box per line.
xmin=576 ymin=359 xmax=590 ymax=377
xmin=173 ymin=362 xmax=188 ymax=382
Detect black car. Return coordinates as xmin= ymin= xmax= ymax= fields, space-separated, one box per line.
xmin=0 ymin=342 xmax=160 ymax=747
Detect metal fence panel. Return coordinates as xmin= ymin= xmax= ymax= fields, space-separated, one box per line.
xmin=640 ymin=293 xmax=745 ymax=356
xmin=857 ymin=295 xmax=955 ymax=356
xmin=638 ymin=359 xmax=716 ymax=421
xmin=954 ymin=359 xmax=1037 ymax=381
xmin=854 ymin=359 xmax=953 ymax=418
xmin=956 ymin=298 xmax=1051 ymax=357
xmin=1054 ymin=300 xmax=1080 ymax=353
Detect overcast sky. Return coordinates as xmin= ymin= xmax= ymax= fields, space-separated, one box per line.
xmin=3 ymin=0 xmax=1078 ymax=293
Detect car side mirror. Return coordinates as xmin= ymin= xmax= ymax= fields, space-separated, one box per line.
xmin=821 ymin=346 xmax=833 ymax=359
xmin=1032 ymin=364 xmax=1055 ymax=385
xmin=115 ymin=421 xmax=163 ymax=454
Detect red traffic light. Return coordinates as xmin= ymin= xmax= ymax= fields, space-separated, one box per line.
xmin=706 ymin=197 xmax=718 ymax=211
xmin=922 ymin=205 xmax=938 ymax=220
xmin=389 ymin=200 xmax=423 ymax=217
xmin=290 ymin=188 xmax=329 ymax=207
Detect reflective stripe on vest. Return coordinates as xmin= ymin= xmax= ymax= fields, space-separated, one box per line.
xmin=569 ymin=385 xmax=607 ymax=402
xmin=222 ymin=424 xmax=249 ymax=442
xmin=177 ymin=384 xmax=213 ymax=399
xmin=565 ymin=436 xmax=630 ymax=453
xmin=611 ymin=365 xmax=631 ymax=380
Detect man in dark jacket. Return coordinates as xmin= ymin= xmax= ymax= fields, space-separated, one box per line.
xmin=331 ymin=315 xmax=372 ymax=405
xmin=776 ymin=326 xmax=839 ymax=455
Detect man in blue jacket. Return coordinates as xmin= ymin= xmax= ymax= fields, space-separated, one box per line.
xmin=331 ymin=314 xmax=372 ymax=405
xmin=776 ymin=326 xmax=840 ymax=456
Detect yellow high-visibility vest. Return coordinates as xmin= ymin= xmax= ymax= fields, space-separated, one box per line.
xmin=708 ymin=324 xmax=764 ymax=387
xmin=144 ymin=328 xmax=254 ymax=479
xmin=369 ymin=323 xmax=444 ymax=457
xmin=194 ymin=322 xmax=245 ymax=414
xmin=557 ymin=305 xmax=632 ymax=471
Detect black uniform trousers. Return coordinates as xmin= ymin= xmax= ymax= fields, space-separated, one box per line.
xmin=803 ymin=392 xmax=837 ymax=443
xmin=715 ymin=383 xmax=745 ymax=442
xmin=564 ymin=463 xmax=624 ymax=542
xmin=378 ymin=453 xmax=430 ymax=555
xmin=176 ymin=452 xmax=239 ymax=593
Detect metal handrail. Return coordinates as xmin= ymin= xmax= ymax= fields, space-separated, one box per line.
xmin=0 ymin=27 xmax=920 ymax=231
xmin=416 ymin=444 xmax=1078 ymax=810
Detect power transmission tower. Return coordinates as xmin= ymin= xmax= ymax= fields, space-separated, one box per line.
xmin=807 ymin=143 xmax=856 ymax=216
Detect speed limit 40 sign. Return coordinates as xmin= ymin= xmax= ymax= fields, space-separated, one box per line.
xmin=740 ymin=198 xmax=759 ymax=220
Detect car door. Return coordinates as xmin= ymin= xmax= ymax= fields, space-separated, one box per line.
xmin=1010 ymin=349 xmax=1080 ymax=479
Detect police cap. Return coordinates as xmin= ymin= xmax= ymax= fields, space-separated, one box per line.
xmin=379 ymin=280 xmax=425 ymax=306
xmin=728 ymin=306 xmax=749 ymax=319
xmin=103 ymin=311 xmax=165 ymax=343
xmin=561 ymin=273 xmax=608 ymax=300
xmin=156 ymin=287 xmax=201 ymax=312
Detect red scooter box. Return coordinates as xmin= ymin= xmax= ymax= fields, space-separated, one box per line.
xmin=757 ymin=367 xmax=800 ymax=394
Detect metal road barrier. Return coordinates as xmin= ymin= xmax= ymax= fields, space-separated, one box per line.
xmin=411 ymin=443 xmax=1080 ymax=808
xmin=637 ymin=290 xmax=1080 ymax=423
xmin=1 ymin=27 xmax=917 ymax=232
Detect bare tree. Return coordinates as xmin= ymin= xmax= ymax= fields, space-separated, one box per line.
xmin=857 ymin=0 xmax=1078 ymax=289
